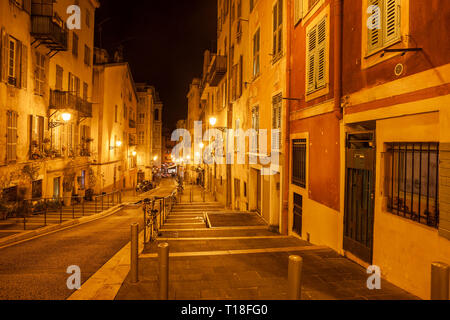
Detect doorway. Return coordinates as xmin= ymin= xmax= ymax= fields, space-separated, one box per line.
xmin=344 ymin=131 xmax=376 ymax=264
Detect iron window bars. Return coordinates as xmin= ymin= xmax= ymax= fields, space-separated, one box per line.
xmin=386 ymin=142 xmax=439 ymax=228
xmin=292 ymin=139 xmax=307 ymax=188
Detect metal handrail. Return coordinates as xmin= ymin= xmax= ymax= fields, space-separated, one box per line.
xmin=2 ymin=190 xmax=122 ymax=231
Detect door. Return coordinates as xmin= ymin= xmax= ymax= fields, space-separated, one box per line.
xmin=53 ymin=177 xmax=61 ymax=199
xmin=293 ymin=193 xmax=303 ymax=236
xmin=256 ymin=170 xmax=262 ymax=214
xmin=344 ymin=131 xmax=375 ymax=264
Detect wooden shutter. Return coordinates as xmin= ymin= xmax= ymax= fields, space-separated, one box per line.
xmin=384 ymin=0 xmax=400 ymax=45
xmin=368 ymin=0 xmax=382 ymax=54
xmin=306 ymin=27 xmax=317 ymax=92
xmin=1 ymin=28 xmax=8 ymax=83
xmin=21 ymin=43 xmax=27 ymax=89
xmin=28 ymin=115 xmax=34 ymax=156
xmin=7 ymin=111 xmax=17 ymax=162
xmin=273 ymin=4 xmax=278 ymax=56
xmin=272 ymin=94 xmax=282 ymax=151
xmin=15 ymin=40 xmax=21 ymax=87
xmin=294 ymin=0 xmax=303 ymax=24
xmin=42 ymin=53 xmax=48 ymax=96
xmin=316 ymin=18 xmax=327 ymax=88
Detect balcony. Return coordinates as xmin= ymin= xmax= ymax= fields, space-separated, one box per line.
xmin=31 ymin=15 xmax=68 ymax=53
xmin=129 ymin=119 xmax=136 ymax=129
xmin=207 ymin=55 xmax=227 ymax=87
xmin=49 ymin=90 xmax=93 ymax=118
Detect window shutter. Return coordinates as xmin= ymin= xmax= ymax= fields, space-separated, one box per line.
xmin=316 ymin=18 xmax=327 ymax=88
xmin=28 ymin=115 xmax=34 ymax=156
xmin=21 ymin=43 xmax=27 ymax=89
xmin=367 ymin=0 xmax=382 ymax=54
xmin=294 ymin=0 xmax=303 ymax=24
xmin=15 ymin=40 xmax=21 ymax=87
xmin=306 ymin=27 xmax=317 ymax=92
xmin=273 ymin=5 xmax=278 ymax=56
xmin=384 ymin=0 xmax=400 ymax=45
xmin=1 ymin=28 xmax=8 ymax=83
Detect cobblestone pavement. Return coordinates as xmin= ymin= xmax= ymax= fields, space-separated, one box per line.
xmin=115 ymin=186 xmax=419 ymax=300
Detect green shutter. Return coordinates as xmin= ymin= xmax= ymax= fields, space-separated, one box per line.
xmin=21 ymin=43 xmax=27 ymax=89
xmin=316 ymin=18 xmax=327 ymax=88
xmin=384 ymin=0 xmax=400 ymax=45
xmin=307 ymin=27 xmax=317 ymax=93
xmin=367 ymin=0 xmax=382 ymax=54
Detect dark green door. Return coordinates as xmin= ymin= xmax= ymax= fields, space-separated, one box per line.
xmin=344 ymin=132 xmax=375 ymax=264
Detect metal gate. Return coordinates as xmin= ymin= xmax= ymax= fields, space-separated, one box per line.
xmin=293 ymin=193 xmax=303 ymax=236
xmin=344 ymin=131 xmax=375 ymax=264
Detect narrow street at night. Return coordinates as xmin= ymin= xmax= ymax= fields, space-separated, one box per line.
xmin=0 ymin=0 xmax=449 ymax=310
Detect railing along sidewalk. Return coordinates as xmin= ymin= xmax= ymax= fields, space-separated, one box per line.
xmin=3 ymin=190 xmax=122 ymax=231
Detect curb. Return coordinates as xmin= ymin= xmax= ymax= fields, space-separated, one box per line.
xmin=67 ymin=230 xmax=145 ymax=300
xmin=0 ymin=204 xmax=126 ymax=249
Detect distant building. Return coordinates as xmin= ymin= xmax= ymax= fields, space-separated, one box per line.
xmin=92 ymin=48 xmax=138 ymax=192
xmin=136 ymin=83 xmax=163 ymax=181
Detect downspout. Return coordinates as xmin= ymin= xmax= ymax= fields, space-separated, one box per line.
xmin=333 ymin=0 xmax=343 ymax=120
xmin=281 ymin=0 xmax=293 ymax=235
xmin=226 ymin=0 xmax=233 ymax=209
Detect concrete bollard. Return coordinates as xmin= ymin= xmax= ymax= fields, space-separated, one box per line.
xmin=431 ymin=262 xmax=449 ymax=300
xmin=288 ymin=255 xmax=303 ymax=300
xmin=130 ymin=223 xmax=139 ymax=283
xmin=158 ymin=242 xmax=170 ymax=300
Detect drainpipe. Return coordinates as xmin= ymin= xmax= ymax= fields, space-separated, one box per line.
xmin=226 ymin=0 xmax=233 ymax=209
xmin=333 ymin=0 xmax=343 ymax=120
xmin=281 ymin=0 xmax=293 ymax=235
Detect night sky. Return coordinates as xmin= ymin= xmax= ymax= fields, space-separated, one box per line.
xmin=95 ymin=0 xmax=217 ymax=132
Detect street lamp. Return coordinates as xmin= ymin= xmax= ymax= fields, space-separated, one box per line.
xmin=153 ymin=155 xmax=158 ymax=161
xmin=61 ymin=113 xmax=72 ymax=122
xmin=132 ymin=151 xmax=137 ymax=156
xmin=116 ymin=140 xmax=122 ymax=147
xmin=49 ymin=112 xmax=72 ymax=129
xmin=199 ymin=142 xmax=204 ymax=149
xmin=209 ymin=117 xmax=217 ymax=126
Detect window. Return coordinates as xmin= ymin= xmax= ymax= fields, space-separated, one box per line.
xmin=86 ymin=9 xmax=91 ymax=27
xmin=273 ymin=0 xmax=283 ymax=59
xmin=253 ymin=29 xmax=260 ymax=77
xmin=7 ymin=110 xmax=18 ymax=163
xmin=138 ymin=113 xmax=145 ymax=124
xmin=32 ymin=180 xmax=43 ymax=199
xmin=367 ymin=0 xmax=401 ymax=55
xmin=114 ymin=105 xmax=118 ymax=123
xmin=154 ymin=109 xmax=159 ymax=121
xmin=55 ymin=65 xmax=63 ymax=90
xmin=292 ymin=139 xmax=307 ymax=188
xmin=75 ymin=76 xmax=80 ymax=97
xmin=34 ymin=51 xmax=45 ymax=95
xmin=234 ymin=179 xmax=240 ymax=198
xmin=72 ymin=33 xmax=78 ymax=57
xmin=243 ymin=182 xmax=247 ymax=197
xmin=272 ymin=94 xmax=282 ymax=151
xmin=138 ymin=131 xmax=145 ymax=145
xmin=385 ymin=143 xmax=439 ymax=228
xmin=306 ymin=17 xmax=327 ymax=93
xmin=8 ymin=38 xmax=17 ymax=84
xmin=83 ymin=82 xmax=88 ymax=100
xmin=29 ymin=115 xmax=44 ymax=157
xmin=84 ymin=45 xmax=91 ymax=66
xmin=250 ymin=0 xmax=256 ymax=12
xmin=251 ymin=106 xmax=259 ymax=131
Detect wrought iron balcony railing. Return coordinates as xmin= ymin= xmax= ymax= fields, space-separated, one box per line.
xmin=207 ymin=55 xmax=227 ymax=87
xmin=129 ymin=119 xmax=136 ymax=129
xmin=49 ymin=90 xmax=93 ymax=118
xmin=31 ymin=15 xmax=68 ymax=53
